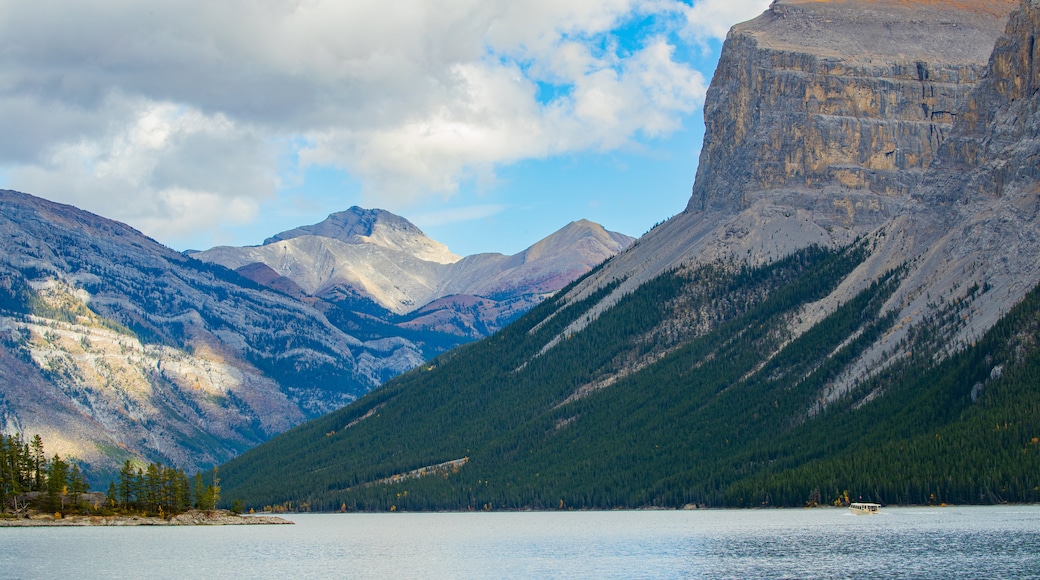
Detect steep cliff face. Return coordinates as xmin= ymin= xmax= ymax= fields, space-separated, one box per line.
xmin=550 ymin=0 xmax=1017 ymax=347
xmin=617 ymin=0 xmax=1040 ymax=381
xmin=692 ymin=0 xmax=1016 ymax=219
xmin=944 ymin=0 xmax=1040 ymax=188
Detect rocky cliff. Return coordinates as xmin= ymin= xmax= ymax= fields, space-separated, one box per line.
xmin=693 ymin=0 xmax=1015 ymax=215
xmin=554 ymin=0 xmax=1020 ymax=349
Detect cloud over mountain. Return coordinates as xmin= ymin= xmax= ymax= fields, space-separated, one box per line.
xmin=0 ymin=0 xmax=768 ymax=245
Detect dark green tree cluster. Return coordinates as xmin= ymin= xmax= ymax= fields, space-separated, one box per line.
xmin=216 ymin=240 xmax=1039 ymax=512
xmin=106 ymin=460 xmax=220 ymax=517
xmin=3 ymin=433 xmax=224 ymax=518
xmin=1 ymin=433 xmax=91 ymax=515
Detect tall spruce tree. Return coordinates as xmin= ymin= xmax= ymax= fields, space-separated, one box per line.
xmin=29 ymin=435 xmax=45 ymax=492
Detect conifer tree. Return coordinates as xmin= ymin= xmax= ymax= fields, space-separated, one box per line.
xmin=67 ymin=463 xmax=88 ymax=509
xmin=193 ymin=472 xmax=206 ymax=509
xmin=29 ymin=435 xmax=45 ymax=492
xmin=117 ymin=460 xmax=136 ymax=509
xmin=106 ymin=481 xmax=118 ymax=508
xmin=45 ymin=454 xmax=69 ymax=512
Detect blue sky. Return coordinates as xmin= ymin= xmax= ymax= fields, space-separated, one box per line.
xmin=0 ymin=0 xmax=770 ymax=257
xmin=220 ymin=77 xmax=712 ymax=256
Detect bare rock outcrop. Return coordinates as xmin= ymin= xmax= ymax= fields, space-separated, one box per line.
xmin=691 ymin=0 xmax=1017 ymax=219
xmin=559 ymin=0 xmax=1017 ymax=330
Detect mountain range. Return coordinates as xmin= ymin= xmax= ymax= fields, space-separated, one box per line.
xmin=216 ymin=0 xmax=1040 ymax=510
xmin=0 ymin=193 xmax=630 ymax=482
xmin=192 ymin=208 xmax=633 ymax=339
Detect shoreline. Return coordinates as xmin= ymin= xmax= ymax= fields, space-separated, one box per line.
xmin=260 ymin=502 xmax=1038 ymax=515
xmin=0 ymin=509 xmax=292 ymax=527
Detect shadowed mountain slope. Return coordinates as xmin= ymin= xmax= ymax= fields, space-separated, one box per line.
xmin=0 ymin=193 xmax=629 ymax=485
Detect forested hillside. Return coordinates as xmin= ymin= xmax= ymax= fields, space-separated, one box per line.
xmin=215 ymin=239 xmax=1039 ymax=510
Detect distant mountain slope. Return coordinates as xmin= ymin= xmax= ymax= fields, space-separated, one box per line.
xmin=215 ymin=0 xmax=1040 ymax=511
xmin=263 ymin=206 xmax=460 ymax=266
xmin=0 ymin=192 xmax=630 ymax=485
xmin=193 ymin=210 xmax=634 ymax=337
xmin=0 ymin=189 xmax=380 ymax=481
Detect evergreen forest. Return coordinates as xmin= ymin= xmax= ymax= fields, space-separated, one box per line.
xmin=216 ymin=241 xmax=1040 ymax=511
xmin=1 ymin=433 xmax=222 ymax=518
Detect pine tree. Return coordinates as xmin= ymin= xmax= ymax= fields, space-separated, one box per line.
xmin=144 ymin=463 xmax=161 ymax=514
xmin=117 ymin=460 xmax=136 ymax=510
xmin=67 ymin=464 xmax=88 ymax=510
xmin=193 ymin=472 xmax=206 ymax=509
xmin=0 ymin=435 xmax=10 ymax=509
xmin=106 ymin=481 xmax=118 ymax=508
xmin=29 ymin=435 xmax=45 ymax=492
xmin=45 ymin=454 xmax=69 ymax=512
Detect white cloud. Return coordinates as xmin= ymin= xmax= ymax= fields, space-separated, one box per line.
xmin=0 ymin=0 xmax=768 ymax=245
xmin=682 ymin=0 xmax=772 ymax=43
xmin=8 ymin=97 xmax=275 ymax=241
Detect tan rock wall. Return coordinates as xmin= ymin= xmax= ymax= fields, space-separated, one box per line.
xmin=688 ymin=0 xmax=1014 ymax=214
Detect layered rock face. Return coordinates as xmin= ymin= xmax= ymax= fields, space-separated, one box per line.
xmin=561 ymin=0 xmax=1017 ymax=327
xmin=942 ymin=0 xmax=1040 ymax=191
xmin=691 ymin=0 xmax=1016 ymax=222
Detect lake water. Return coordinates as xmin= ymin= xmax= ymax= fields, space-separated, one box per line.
xmin=1 ymin=506 xmax=1038 ymax=578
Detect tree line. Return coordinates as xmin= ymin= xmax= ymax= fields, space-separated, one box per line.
xmin=106 ymin=460 xmax=221 ymax=517
xmin=1 ymin=433 xmax=221 ymax=518
xmin=1 ymin=433 xmax=89 ymax=514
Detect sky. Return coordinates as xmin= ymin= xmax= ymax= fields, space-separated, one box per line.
xmin=0 ymin=0 xmax=771 ymax=257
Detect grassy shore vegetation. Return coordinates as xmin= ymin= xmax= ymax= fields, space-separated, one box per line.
xmin=1 ymin=434 xmax=221 ymax=518
xmin=215 ymin=242 xmax=1039 ymax=511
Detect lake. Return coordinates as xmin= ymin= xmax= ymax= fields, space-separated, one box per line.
xmin=1 ymin=506 xmax=1038 ymax=578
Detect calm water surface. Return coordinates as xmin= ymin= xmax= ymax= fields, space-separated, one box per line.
xmin=1 ymin=506 xmax=1038 ymax=578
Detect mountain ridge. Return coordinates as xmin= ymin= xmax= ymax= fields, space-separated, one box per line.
xmin=0 ymin=190 xmax=629 ymax=484
xmin=214 ymin=0 xmax=1040 ymax=511
xmin=263 ymin=206 xmax=460 ymax=265
xmin=193 ymin=209 xmax=634 ymax=329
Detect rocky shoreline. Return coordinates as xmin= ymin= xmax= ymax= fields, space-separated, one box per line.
xmin=0 ymin=509 xmax=292 ymax=527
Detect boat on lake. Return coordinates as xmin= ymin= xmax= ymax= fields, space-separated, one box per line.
xmin=849 ymin=502 xmax=881 ymax=515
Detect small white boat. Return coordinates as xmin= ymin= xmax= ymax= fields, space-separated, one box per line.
xmin=849 ymin=502 xmax=881 ymax=515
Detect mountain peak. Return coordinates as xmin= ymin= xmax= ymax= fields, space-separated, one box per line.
xmin=524 ymin=219 xmax=634 ymax=263
xmin=265 ymin=207 xmax=414 ymax=244
xmin=264 ymin=206 xmax=460 ymax=265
